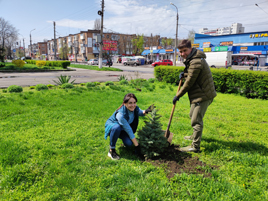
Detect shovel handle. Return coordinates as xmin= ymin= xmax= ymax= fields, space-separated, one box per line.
xmin=166 ymin=79 xmax=183 ymax=132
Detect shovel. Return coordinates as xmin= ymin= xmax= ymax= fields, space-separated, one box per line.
xmin=164 ymin=78 xmax=183 ymax=144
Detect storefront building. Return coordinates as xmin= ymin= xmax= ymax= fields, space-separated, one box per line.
xmin=194 ymin=31 xmax=268 ymax=66
xmin=141 ymin=47 xmax=180 ymax=63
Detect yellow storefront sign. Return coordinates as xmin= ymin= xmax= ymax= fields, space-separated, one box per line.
xmin=192 ymin=43 xmax=199 ymax=48
xmin=203 ymin=48 xmax=211 ymax=52
xmin=250 ymin=33 xmax=268 ymax=38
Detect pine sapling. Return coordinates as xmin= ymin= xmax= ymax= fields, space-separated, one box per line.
xmin=137 ymin=105 xmax=169 ymax=158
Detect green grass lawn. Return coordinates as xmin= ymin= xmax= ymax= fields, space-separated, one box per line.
xmin=0 ymin=81 xmax=267 ymax=200
xmin=0 ymin=62 xmax=66 ymax=71
xmin=70 ymin=63 xmax=122 ymax=71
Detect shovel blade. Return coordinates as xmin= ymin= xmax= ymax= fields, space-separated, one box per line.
xmin=163 ymin=130 xmax=173 ymax=144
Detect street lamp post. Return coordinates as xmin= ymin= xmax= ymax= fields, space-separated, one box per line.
xmin=170 ymin=2 xmax=179 ymax=66
xmin=30 ymin=29 xmax=35 ymax=58
xmin=19 ymin=34 xmax=25 ymax=57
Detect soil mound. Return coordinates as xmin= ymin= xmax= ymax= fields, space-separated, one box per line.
xmin=143 ymin=144 xmax=218 ymax=179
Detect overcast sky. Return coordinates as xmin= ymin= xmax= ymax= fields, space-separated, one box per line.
xmin=1 ymin=0 xmax=268 ymax=46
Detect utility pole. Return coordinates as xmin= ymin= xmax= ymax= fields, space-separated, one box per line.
xmin=30 ymin=29 xmax=35 ymax=58
xmin=75 ymin=39 xmax=78 ymax=62
xmin=98 ymin=0 xmax=104 ymax=69
xmin=174 ymin=12 xmax=179 ymax=66
xmin=54 ymin=21 xmax=57 ymax=61
xmin=23 ymin=38 xmax=25 ymax=56
xmin=170 ymin=3 xmax=179 ymax=66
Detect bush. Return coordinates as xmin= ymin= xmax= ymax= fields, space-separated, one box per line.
xmin=105 ymin=81 xmax=114 ymax=86
xmin=148 ymin=78 xmax=157 ymax=83
xmin=155 ymin=66 xmax=268 ymax=100
xmin=154 ymin=66 xmax=184 ymax=84
xmin=86 ymin=82 xmax=96 ymax=88
xmin=94 ymin=82 xmax=101 ymax=85
xmin=7 ymin=85 xmax=23 ymax=93
xmin=47 ymin=84 xmax=55 ymax=88
xmin=119 ymin=80 xmax=128 ymax=85
xmin=25 ymin=60 xmax=36 ymax=65
xmin=2 ymin=89 xmax=7 ymax=93
xmin=29 ymin=86 xmax=35 ymax=89
xmin=12 ymin=60 xmax=25 ymax=68
xmin=61 ymin=83 xmax=74 ymax=89
xmin=35 ymin=84 xmax=48 ymax=91
xmin=80 ymin=83 xmax=85 ymax=86
xmin=109 ymin=85 xmax=124 ymax=91
xmin=36 ymin=61 xmax=46 ymax=67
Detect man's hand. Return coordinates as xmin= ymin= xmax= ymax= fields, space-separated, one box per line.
xmin=173 ymin=96 xmax=180 ymax=105
xmin=179 ymin=72 xmax=184 ymax=80
xmin=145 ymin=104 xmax=154 ymax=114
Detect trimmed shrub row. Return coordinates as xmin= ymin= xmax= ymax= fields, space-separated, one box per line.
xmin=25 ymin=60 xmax=70 ymax=68
xmin=155 ymin=66 xmax=268 ymax=99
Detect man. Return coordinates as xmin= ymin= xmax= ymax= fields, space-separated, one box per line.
xmin=173 ymin=39 xmax=217 ymax=152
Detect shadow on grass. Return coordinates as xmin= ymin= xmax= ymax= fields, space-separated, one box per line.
xmin=118 ymin=146 xmax=141 ymax=161
xmin=203 ymin=137 xmax=268 ymax=155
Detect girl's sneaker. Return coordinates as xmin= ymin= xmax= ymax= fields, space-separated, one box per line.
xmin=108 ymin=149 xmax=120 ymax=160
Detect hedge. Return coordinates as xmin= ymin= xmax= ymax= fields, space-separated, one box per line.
xmin=155 ymin=66 xmax=268 ymax=99
xmin=25 ymin=60 xmax=70 ymax=68
xmin=12 ymin=60 xmax=25 ymax=68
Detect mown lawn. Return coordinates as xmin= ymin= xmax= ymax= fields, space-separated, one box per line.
xmin=0 ymin=81 xmax=267 ymax=200
xmin=70 ymin=63 xmax=122 ymax=71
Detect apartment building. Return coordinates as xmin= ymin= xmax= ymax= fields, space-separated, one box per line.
xmin=46 ymin=29 xmax=160 ymax=61
xmin=199 ymin=23 xmax=245 ymax=36
xmin=37 ymin=42 xmax=48 ymax=57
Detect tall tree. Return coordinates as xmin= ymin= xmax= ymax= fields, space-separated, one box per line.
xmin=166 ymin=38 xmax=173 ymax=48
xmin=161 ymin=38 xmax=167 ymax=49
xmin=59 ymin=44 xmax=70 ymax=60
xmin=0 ymin=17 xmax=18 ymax=62
xmin=94 ymin=19 xmax=101 ymax=31
xmin=131 ymin=34 xmax=144 ymax=55
xmin=188 ymin=29 xmax=196 ymax=43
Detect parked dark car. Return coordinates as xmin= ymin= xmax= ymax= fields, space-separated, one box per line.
xmin=103 ymin=59 xmax=113 ymax=66
xmin=151 ymin=59 xmax=173 ymax=67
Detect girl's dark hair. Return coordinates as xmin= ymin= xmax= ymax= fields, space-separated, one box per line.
xmin=116 ymin=93 xmax=137 ymax=111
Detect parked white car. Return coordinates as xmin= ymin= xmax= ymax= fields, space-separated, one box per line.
xmin=88 ymin=59 xmax=98 ymax=65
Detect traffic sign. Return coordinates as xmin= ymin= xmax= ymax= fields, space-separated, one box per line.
xmin=13 ymin=49 xmax=16 ymax=53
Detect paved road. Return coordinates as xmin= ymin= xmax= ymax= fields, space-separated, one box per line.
xmin=1 ymin=63 xmax=267 ymax=88
xmin=0 ymin=63 xmax=155 ymax=88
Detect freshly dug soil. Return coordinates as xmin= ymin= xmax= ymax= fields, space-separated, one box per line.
xmin=142 ymin=144 xmax=218 ymax=179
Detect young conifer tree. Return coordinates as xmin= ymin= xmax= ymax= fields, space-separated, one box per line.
xmin=137 ymin=105 xmax=169 ymax=158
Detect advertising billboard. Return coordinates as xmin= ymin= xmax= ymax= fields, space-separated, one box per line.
xmin=103 ymin=40 xmax=117 ymax=51
xmin=220 ymin=41 xmax=233 ymax=46
xmin=203 ymin=42 xmax=210 ymax=48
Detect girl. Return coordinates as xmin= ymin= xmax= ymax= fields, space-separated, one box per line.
xmin=105 ymin=93 xmax=152 ymax=160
